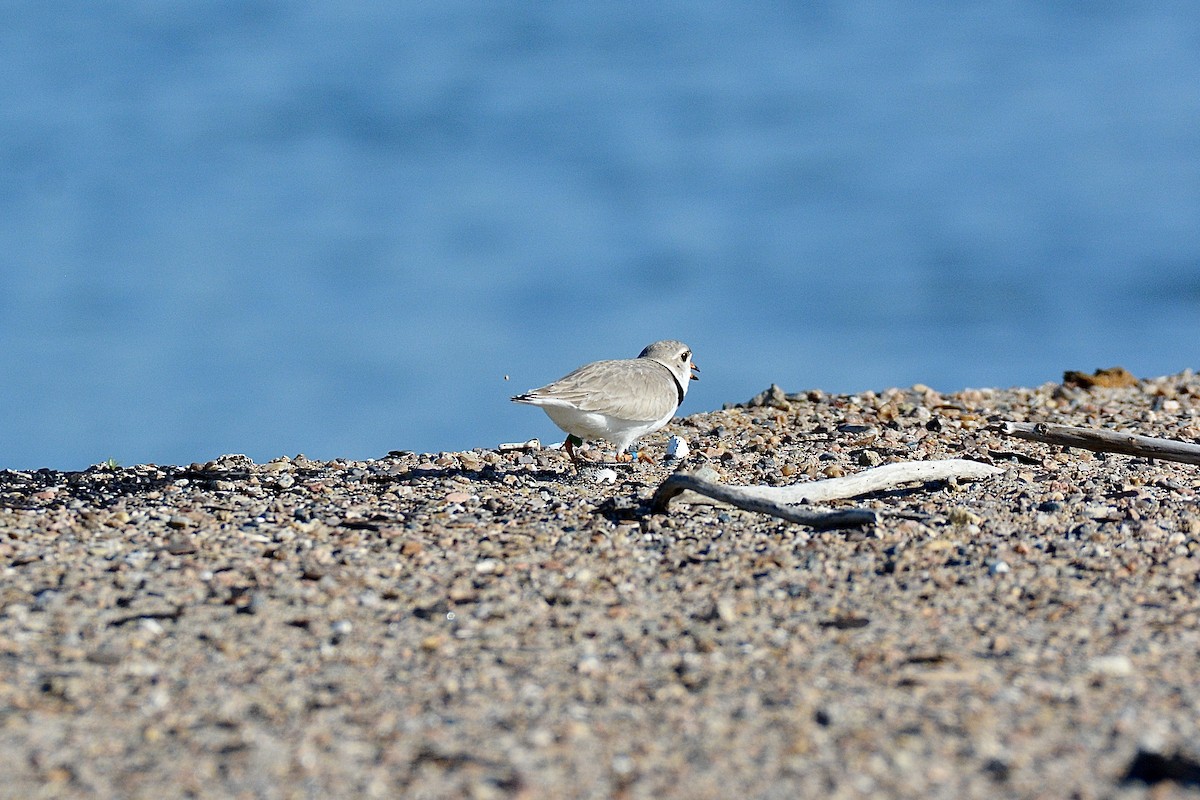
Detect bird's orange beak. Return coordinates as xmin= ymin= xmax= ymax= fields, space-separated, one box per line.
xmin=690 ymin=362 xmax=700 ymax=381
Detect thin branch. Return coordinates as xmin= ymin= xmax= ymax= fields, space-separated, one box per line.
xmin=651 ymin=472 xmax=877 ymax=529
xmin=651 ymin=458 xmax=1005 ymax=529
xmin=997 ymin=422 xmax=1200 ymax=465
xmin=708 ymin=459 xmax=1005 ymax=505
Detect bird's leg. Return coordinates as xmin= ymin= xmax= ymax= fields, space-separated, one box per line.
xmin=615 ymin=447 xmax=654 ymax=465
xmin=563 ymin=434 xmax=584 ymax=466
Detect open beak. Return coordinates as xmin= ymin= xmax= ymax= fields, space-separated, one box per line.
xmin=690 ymin=362 xmax=700 ymax=381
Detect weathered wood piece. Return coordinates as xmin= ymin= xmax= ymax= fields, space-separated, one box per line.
xmin=708 ymin=459 xmax=1005 ymax=505
xmin=998 ymin=422 xmax=1200 ymax=465
xmin=650 ymin=471 xmax=877 ymax=529
xmin=651 ymin=459 xmax=1005 ymax=529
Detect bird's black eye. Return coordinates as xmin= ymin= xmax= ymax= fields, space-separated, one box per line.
xmin=682 ymin=351 xmax=690 ymax=361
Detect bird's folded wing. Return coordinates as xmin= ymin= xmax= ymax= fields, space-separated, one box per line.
xmin=522 ymin=359 xmax=679 ymax=422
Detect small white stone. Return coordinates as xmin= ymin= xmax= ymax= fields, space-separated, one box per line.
xmin=139 ymin=618 xmax=165 ymax=636
xmin=498 ymin=438 xmax=541 ymax=452
xmin=1088 ymin=654 xmax=1134 ymax=678
xmin=529 ymin=728 xmax=554 ymax=747
xmin=577 ymin=656 xmax=603 ymax=675
xmin=1084 ymin=504 xmax=1118 ymax=520
xmin=590 ymin=468 xmax=619 ymax=484
xmin=665 ymin=435 xmax=690 ymax=460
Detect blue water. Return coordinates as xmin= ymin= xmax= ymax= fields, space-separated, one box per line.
xmin=3 ymin=3 xmax=1199 ymax=470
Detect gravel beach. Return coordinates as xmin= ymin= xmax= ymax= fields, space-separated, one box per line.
xmin=3 ymin=372 xmax=1200 ymax=799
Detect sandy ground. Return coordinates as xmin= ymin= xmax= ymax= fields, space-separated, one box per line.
xmin=3 ymin=372 xmax=1200 ymax=799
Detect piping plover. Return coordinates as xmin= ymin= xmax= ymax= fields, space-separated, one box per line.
xmin=511 ymin=340 xmax=699 ymax=464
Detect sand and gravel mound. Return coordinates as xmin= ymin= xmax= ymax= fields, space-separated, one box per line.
xmin=3 ymin=371 xmax=1200 ymax=798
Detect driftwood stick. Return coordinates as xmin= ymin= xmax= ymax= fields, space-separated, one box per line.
xmin=651 ymin=459 xmax=1004 ymax=529
xmin=651 ymin=472 xmax=878 ymax=529
xmin=677 ymin=459 xmax=1005 ymax=506
xmin=998 ymin=422 xmax=1200 ymax=465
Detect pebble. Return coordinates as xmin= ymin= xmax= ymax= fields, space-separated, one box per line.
xmin=948 ymin=507 xmax=983 ymax=526
xmin=856 ymin=449 xmax=883 ymax=467
xmin=588 ymin=468 xmax=619 ymax=484
xmin=665 ymin=435 xmax=690 ymax=461
xmin=1088 ymin=655 xmax=1135 ymax=678
xmin=475 ymin=559 xmax=502 ymax=575
xmin=498 ymin=438 xmax=541 ymax=451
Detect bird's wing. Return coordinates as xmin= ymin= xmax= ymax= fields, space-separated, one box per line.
xmin=514 ymin=359 xmax=680 ymax=422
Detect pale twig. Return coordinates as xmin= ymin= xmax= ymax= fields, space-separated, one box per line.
xmin=651 ymin=459 xmax=1005 ymax=529
xmin=997 ymin=422 xmax=1200 ymax=465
